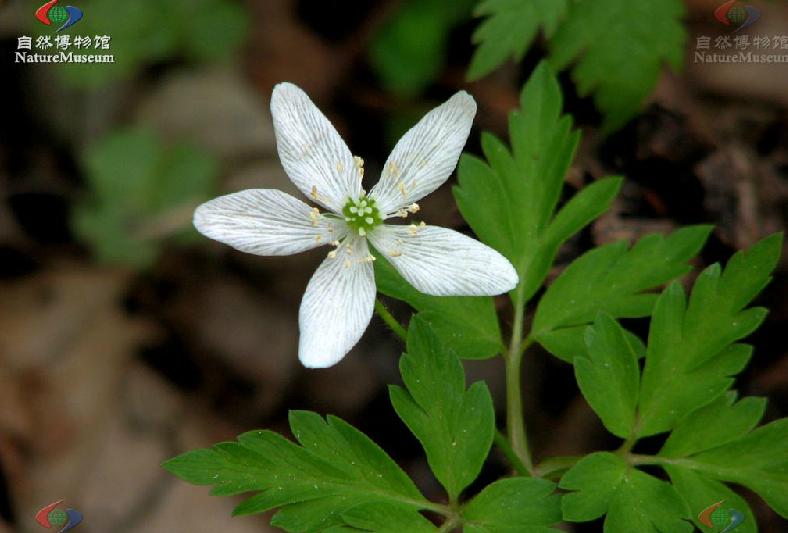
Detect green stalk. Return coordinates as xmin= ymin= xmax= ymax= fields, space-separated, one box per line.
xmin=374 ymin=299 xmax=407 ymax=341
xmin=505 ymin=286 xmax=534 ymax=474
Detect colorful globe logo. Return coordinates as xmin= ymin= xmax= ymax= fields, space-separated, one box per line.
xmin=35 ymin=0 xmax=84 ymax=32
xmin=698 ymin=500 xmax=745 ymax=533
xmin=714 ymin=0 xmax=761 ymax=31
xmin=726 ymin=5 xmax=748 ymax=26
xmin=35 ymin=500 xmax=83 ymax=533
xmin=48 ymin=508 xmax=68 ymax=528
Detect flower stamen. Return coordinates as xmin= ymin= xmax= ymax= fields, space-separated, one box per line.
xmin=354 ymin=156 xmax=365 ymax=179
xmin=342 ymin=195 xmax=383 ymax=236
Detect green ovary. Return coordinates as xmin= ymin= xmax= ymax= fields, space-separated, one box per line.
xmin=342 ymin=195 xmax=383 ymax=236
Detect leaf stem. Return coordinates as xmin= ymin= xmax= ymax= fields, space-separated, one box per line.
xmin=533 ymin=455 xmax=583 ymax=479
xmin=374 ymin=299 xmax=407 ymax=341
xmin=437 ymin=516 xmax=461 ymax=532
xmin=505 ymin=286 xmax=534 ymax=474
xmin=493 ymin=430 xmax=530 ymax=476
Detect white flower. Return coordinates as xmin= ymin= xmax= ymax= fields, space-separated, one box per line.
xmin=194 ymin=83 xmax=518 ymax=368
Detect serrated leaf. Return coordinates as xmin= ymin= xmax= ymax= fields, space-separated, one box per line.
xmin=455 ymin=63 xmax=619 ymax=306
xmin=637 ymin=234 xmax=782 ymax=437
xmin=462 ymin=477 xmax=562 ymax=532
xmin=548 ymin=0 xmax=686 ymax=131
xmin=533 ymin=225 xmax=712 ymax=362
xmin=559 ymin=453 xmax=692 ymax=532
xmin=374 ymin=252 xmax=504 ymax=359
xmin=468 ymin=0 xmax=569 ymax=80
xmin=574 ymin=315 xmax=639 ymax=438
xmin=660 ymin=391 xmax=766 ymax=458
xmin=341 ymin=503 xmax=437 ymax=532
xmin=163 ymin=412 xmax=428 ymax=532
xmin=389 ymin=315 xmax=495 ymax=500
xmin=665 ymin=467 xmax=757 ymax=533
xmin=684 ymin=419 xmax=788 ymax=518
xmin=73 ymin=127 xmax=217 ymax=268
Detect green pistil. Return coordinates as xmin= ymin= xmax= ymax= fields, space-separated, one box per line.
xmin=342 ymin=195 xmax=383 ymax=236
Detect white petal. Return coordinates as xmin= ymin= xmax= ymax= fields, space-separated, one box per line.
xmin=298 ymin=236 xmax=376 ymax=368
xmin=370 ymin=91 xmax=476 ymax=216
xmin=368 ymin=224 xmax=517 ymax=296
xmin=194 ymin=189 xmax=347 ymax=256
xmin=271 ymin=83 xmax=362 ymax=213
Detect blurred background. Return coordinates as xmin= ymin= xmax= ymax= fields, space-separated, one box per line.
xmin=0 ymin=0 xmax=786 ymax=531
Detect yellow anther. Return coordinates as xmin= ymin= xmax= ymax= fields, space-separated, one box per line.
xmin=309 ymin=207 xmax=320 ymax=227
xmin=407 ymin=203 xmax=420 ymax=214
xmin=327 ymin=249 xmax=338 ymax=259
xmin=390 ymin=250 xmax=402 ymax=258
xmin=310 ymin=185 xmax=319 ymax=200
xmin=408 ymin=221 xmax=426 ymax=236
xmin=354 ymin=156 xmax=365 ymax=178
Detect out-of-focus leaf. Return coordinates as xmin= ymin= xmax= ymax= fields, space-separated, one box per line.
xmin=370 ymin=0 xmax=475 ymax=97
xmin=73 ymin=127 xmax=217 ymax=268
xmin=548 ymin=0 xmax=686 ymax=131
xmin=468 ymin=0 xmax=569 ymax=80
xmin=40 ymin=0 xmax=248 ymax=87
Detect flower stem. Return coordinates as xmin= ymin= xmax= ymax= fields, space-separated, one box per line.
xmin=374 ymin=299 xmax=407 ymax=341
xmin=505 ymin=287 xmax=534 ymax=474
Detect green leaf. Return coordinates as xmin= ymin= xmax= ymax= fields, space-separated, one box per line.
xmin=341 ymin=503 xmax=437 ymax=532
xmin=680 ymin=419 xmax=788 ymax=518
xmin=468 ymin=0 xmax=569 ymax=80
xmin=574 ymin=315 xmax=640 ymax=438
xmin=164 ymin=412 xmax=429 ymax=532
xmin=370 ymin=0 xmax=475 ymax=96
xmin=374 ymin=252 xmax=504 ymax=359
xmin=637 ymin=234 xmax=782 ymax=437
xmin=660 ymin=391 xmax=766 ymax=458
xmin=665 ymin=467 xmax=757 ymax=533
xmin=73 ymin=127 xmax=217 ymax=268
xmin=560 ymin=453 xmax=692 ymax=532
xmin=389 ymin=315 xmax=495 ymax=500
xmin=548 ymin=0 xmax=686 ymax=132
xmin=455 ymin=62 xmax=620 ymax=304
xmin=532 ymin=225 xmax=712 ymax=362
xmin=537 ymin=322 xmax=645 ymax=363
xmin=462 ymin=477 xmax=562 ymax=532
